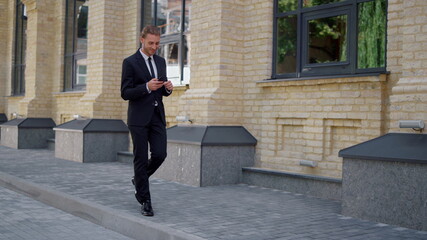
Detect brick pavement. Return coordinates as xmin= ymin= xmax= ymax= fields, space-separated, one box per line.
xmin=0 ymin=145 xmax=426 ymax=240
xmin=0 ymin=186 xmax=133 ymax=240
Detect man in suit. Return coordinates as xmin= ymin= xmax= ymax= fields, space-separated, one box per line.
xmin=121 ymin=25 xmax=173 ymax=216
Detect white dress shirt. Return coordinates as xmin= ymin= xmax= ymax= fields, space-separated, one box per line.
xmin=139 ymin=49 xmax=158 ymax=79
xmin=139 ymin=49 xmax=171 ymax=94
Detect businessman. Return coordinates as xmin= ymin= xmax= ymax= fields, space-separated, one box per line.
xmin=121 ymin=25 xmax=173 ymax=216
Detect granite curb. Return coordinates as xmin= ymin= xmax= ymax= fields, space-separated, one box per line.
xmin=0 ymin=171 xmax=204 ymax=240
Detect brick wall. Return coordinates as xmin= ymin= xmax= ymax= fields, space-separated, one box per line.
xmin=1 ymin=0 xmax=426 ymax=179
xmin=184 ymin=0 xmax=388 ymax=178
xmin=0 ymin=0 xmax=8 ymax=113
xmin=13 ymin=0 xmax=56 ymax=117
xmin=389 ymin=0 xmax=427 ymax=132
xmin=177 ymin=0 xmax=245 ymax=125
xmin=253 ymin=76 xmax=386 ymax=178
xmin=54 ymin=0 xmax=138 ymax=124
xmin=164 ymin=85 xmax=189 ymax=127
xmin=0 ymin=0 xmax=13 ymax=114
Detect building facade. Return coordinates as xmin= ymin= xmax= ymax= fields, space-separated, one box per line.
xmin=0 ymin=0 xmax=426 ymax=179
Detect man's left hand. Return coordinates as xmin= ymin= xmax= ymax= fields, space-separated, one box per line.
xmin=163 ymin=81 xmax=173 ymax=91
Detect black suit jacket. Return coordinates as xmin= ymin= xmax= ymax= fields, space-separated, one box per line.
xmin=121 ymin=50 xmax=171 ymax=127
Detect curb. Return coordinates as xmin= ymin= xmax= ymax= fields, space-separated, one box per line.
xmin=0 ymin=171 xmax=205 ymax=240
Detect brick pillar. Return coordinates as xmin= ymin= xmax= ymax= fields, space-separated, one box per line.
xmin=0 ymin=0 xmax=9 ymax=113
xmin=19 ymin=0 xmax=55 ymax=117
xmin=178 ymin=0 xmax=245 ymax=125
xmin=389 ymin=0 xmax=427 ymax=132
xmin=80 ymin=0 xmax=138 ymax=119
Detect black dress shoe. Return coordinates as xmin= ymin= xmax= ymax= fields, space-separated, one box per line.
xmin=141 ymin=200 xmax=154 ymax=216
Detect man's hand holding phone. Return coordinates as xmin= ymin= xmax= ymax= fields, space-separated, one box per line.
xmin=147 ymin=78 xmax=164 ymax=91
xmin=163 ymin=80 xmax=173 ymax=92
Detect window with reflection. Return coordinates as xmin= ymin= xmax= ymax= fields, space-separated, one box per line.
xmin=273 ymin=0 xmax=387 ymax=79
xmin=12 ymin=0 xmax=27 ymax=95
xmin=142 ymin=0 xmax=191 ymax=85
xmin=307 ymin=15 xmax=347 ymax=64
xmin=64 ymin=0 xmax=88 ymax=91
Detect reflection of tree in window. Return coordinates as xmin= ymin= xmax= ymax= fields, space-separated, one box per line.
xmin=278 ymin=0 xmax=297 ymax=12
xmin=358 ymin=0 xmax=386 ymax=69
xmin=308 ymin=15 xmax=347 ymax=64
xmin=276 ymin=15 xmax=297 ymax=74
xmin=77 ymin=5 xmax=88 ymax=38
xmin=274 ymin=0 xmax=386 ymax=78
xmin=303 ymin=0 xmax=344 ymax=8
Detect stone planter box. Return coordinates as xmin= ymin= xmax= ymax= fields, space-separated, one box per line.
xmin=54 ymin=119 xmax=129 ymax=163
xmin=153 ymin=125 xmax=257 ymax=187
xmin=0 ymin=118 xmax=55 ymax=149
xmin=339 ymin=133 xmax=427 ymax=231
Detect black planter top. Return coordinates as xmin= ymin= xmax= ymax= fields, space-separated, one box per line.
xmin=339 ymin=133 xmax=427 ymax=164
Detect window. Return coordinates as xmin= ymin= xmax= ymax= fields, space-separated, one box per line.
xmin=142 ymin=0 xmax=191 ymax=85
xmin=12 ymin=0 xmax=27 ymax=95
xmin=64 ymin=0 xmax=88 ymax=91
xmin=273 ymin=0 xmax=387 ymax=79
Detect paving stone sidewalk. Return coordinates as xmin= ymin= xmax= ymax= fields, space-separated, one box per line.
xmin=0 ymin=186 xmax=133 ymax=240
xmin=0 ymin=145 xmax=426 ymax=240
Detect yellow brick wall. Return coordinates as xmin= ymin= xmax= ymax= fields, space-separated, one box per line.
xmin=0 ymin=0 xmax=8 ymax=113
xmin=183 ymin=0 xmax=391 ymax=178
xmin=178 ymin=0 xmax=245 ymax=126
xmin=164 ymin=85 xmax=189 ymax=127
xmin=51 ymin=0 xmax=65 ymax=94
xmin=389 ymin=0 xmax=427 ymax=132
xmin=253 ymin=76 xmax=386 ymax=178
xmin=54 ymin=0 xmax=138 ymax=124
xmin=16 ymin=0 xmax=55 ymax=117
xmin=53 ymin=92 xmax=85 ymax=124
xmin=120 ymin=0 xmax=140 ymax=122
xmin=48 ymin=0 xmax=85 ymax=124
xmin=0 ymin=0 xmax=13 ymax=114
xmin=382 ymin=0 xmax=403 ymax=132
xmin=1 ymin=0 xmax=426 ymax=179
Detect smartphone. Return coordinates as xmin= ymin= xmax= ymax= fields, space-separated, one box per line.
xmin=158 ymin=76 xmax=168 ymax=82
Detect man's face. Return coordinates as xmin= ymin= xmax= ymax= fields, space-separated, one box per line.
xmin=140 ymin=33 xmax=160 ymax=56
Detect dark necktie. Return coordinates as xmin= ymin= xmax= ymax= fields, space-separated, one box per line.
xmin=148 ymin=57 xmax=159 ymax=106
xmin=147 ymin=57 xmax=156 ymax=79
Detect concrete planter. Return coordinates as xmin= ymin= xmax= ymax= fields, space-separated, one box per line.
xmin=339 ymin=133 xmax=427 ymax=231
xmin=153 ymin=125 xmax=257 ymax=187
xmin=0 ymin=118 xmax=55 ymax=149
xmin=54 ymin=119 xmax=129 ymax=163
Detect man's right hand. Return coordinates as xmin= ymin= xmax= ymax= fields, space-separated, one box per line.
xmin=147 ymin=78 xmax=164 ymax=91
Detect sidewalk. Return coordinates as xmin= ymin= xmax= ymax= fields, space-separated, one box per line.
xmin=0 ymin=145 xmax=426 ymax=240
xmin=0 ymin=187 xmax=133 ymax=240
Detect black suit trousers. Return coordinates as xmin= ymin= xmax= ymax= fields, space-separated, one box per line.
xmin=128 ymin=108 xmax=167 ymax=204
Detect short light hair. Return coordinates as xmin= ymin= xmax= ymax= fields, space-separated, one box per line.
xmin=140 ymin=25 xmax=161 ymax=38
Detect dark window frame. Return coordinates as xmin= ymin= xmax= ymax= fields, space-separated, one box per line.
xmin=63 ymin=0 xmax=88 ymax=92
xmin=272 ymin=0 xmax=387 ymax=80
xmin=12 ymin=0 xmax=27 ymax=96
